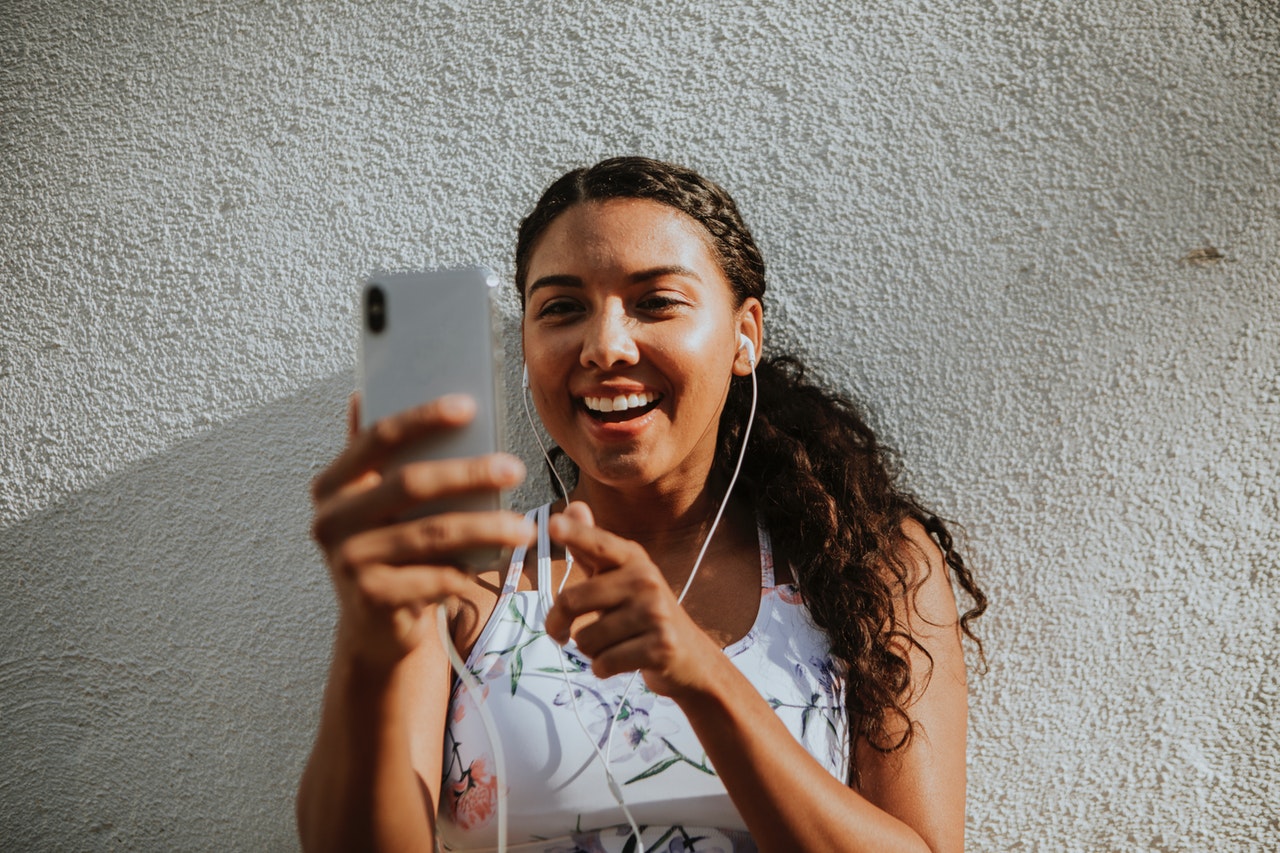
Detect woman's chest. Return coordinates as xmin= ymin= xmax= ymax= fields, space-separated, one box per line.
xmin=439 ymin=588 xmax=849 ymax=846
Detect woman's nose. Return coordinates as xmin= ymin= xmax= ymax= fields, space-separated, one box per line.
xmin=580 ymin=306 xmax=639 ymax=369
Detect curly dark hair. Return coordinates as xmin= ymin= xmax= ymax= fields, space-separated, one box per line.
xmin=514 ymin=156 xmax=987 ymax=777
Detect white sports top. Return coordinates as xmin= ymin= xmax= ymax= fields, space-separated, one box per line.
xmin=438 ymin=504 xmax=849 ymax=852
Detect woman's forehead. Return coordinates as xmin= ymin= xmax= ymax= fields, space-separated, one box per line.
xmin=526 ymin=198 xmax=722 ymax=278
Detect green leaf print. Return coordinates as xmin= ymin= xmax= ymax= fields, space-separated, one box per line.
xmin=510 ymin=646 xmax=524 ymax=695
xmin=647 ymin=827 xmax=678 ymax=850
xmin=625 ymin=756 xmax=683 ymax=784
xmin=507 ymin=598 xmax=532 ymax=630
xmin=483 ymin=601 xmax=547 ymax=694
xmin=677 ymin=827 xmax=710 ymax=850
xmin=624 ymin=738 xmax=716 ymax=784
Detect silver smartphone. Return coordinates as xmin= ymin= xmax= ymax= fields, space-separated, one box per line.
xmin=358 ymin=267 xmax=509 ymax=572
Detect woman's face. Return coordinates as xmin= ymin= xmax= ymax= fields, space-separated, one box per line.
xmin=522 ymin=198 xmax=761 ymax=497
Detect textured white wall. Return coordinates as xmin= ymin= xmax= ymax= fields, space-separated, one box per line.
xmin=2 ymin=1 xmax=1277 ymax=850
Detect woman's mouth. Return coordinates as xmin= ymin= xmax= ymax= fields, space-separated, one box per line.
xmin=580 ymin=391 xmax=662 ymax=423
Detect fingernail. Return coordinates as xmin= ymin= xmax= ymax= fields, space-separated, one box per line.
xmin=439 ymin=394 xmax=475 ymax=418
xmin=492 ymin=455 xmax=525 ymax=480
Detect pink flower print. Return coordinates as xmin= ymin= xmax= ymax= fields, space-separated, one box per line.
xmin=448 ymin=757 xmax=498 ymax=830
xmin=771 ymin=584 xmax=803 ymax=605
xmin=479 ymin=655 xmax=507 ymax=683
xmin=454 ymin=680 xmax=492 ymax=712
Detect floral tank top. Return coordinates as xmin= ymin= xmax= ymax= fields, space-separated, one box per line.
xmin=438 ymin=504 xmax=849 ymax=852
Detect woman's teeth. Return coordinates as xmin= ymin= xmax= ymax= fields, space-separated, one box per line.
xmin=583 ymin=392 xmax=657 ymax=413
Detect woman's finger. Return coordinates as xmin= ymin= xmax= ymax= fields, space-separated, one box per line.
xmin=312 ymin=453 xmax=526 ymax=546
xmin=346 ymin=393 xmax=361 ymax=442
xmin=311 ymin=394 xmax=477 ymax=503
xmin=585 ymin=633 xmax=676 ymax=681
xmin=561 ymin=500 xmax=594 ymax=525
xmin=547 ymin=507 xmax=643 ymax=578
xmin=335 ymin=510 xmax=536 ymax=572
xmin=544 ymin=571 xmax=639 ymax=644
xmin=350 ymin=563 xmax=473 ymax=610
xmin=569 ymin=601 xmax=656 ymax=659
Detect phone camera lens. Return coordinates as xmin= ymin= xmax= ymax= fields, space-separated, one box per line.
xmin=366 ymin=286 xmax=386 ymax=333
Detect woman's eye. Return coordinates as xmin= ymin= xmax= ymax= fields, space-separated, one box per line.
xmin=638 ymin=295 xmax=685 ymax=312
xmin=537 ymin=299 xmax=580 ymax=318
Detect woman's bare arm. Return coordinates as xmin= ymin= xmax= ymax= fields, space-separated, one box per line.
xmin=679 ymin=519 xmax=967 ymax=853
xmin=297 ymin=624 xmax=452 ymax=853
xmin=296 ymin=397 xmax=531 ymax=851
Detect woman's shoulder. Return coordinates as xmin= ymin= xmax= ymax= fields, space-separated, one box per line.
xmin=887 ymin=516 xmax=962 ymax=647
xmin=448 ymin=529 xmax=538 ymax=655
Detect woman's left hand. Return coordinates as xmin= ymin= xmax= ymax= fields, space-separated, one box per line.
xmin=543 ymin=502 xmax=724 ymax=699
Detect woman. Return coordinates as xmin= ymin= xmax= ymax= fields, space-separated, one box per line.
xmin=298 ymin=157 xmax=986 ymax=853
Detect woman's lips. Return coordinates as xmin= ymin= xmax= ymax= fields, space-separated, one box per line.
xmin=577 ymin=392 xmax=663 ymax=425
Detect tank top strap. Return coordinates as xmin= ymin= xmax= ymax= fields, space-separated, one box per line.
xmin=757 ymin=519 xmax=776 ymax=588
xmin=534 ymin=503 xmax=555 ymax=609
xmin=500 ymin=505 xmax=544 ymax=597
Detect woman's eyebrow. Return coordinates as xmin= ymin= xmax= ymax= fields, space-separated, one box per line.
xmin=629 ymin=265 xmax=702 ymax=284
xmin=527 ymin=274 xmax=583 ymax=295
xmin=528 ymin=266 xmax=702 ymax=294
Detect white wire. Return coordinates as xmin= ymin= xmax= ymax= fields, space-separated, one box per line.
xmin=511 ymin=361 xmax=759 ymax=853
xmin=523 ymin=380 xmax=570 ymax=502
xmin=555 ymin=548 xmax=646 ymax=846
xmin=599 ymin=361 xmax=759 ymax=852
xmin=429 ymin=382 xmax=570 ymax=853
xmin=677 ymin=361 xmax=759 ymax=605
xmin=524 ymin=381 xmax=645 ymax=844
xmin=437 ymin=606 xmax=508 ymax=853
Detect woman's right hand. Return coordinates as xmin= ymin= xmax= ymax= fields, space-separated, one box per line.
xmin=309 ymin=393 xmax=536 ymax=671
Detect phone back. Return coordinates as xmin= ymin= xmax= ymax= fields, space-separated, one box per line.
xmin=358 ymin=268 xmax=507 ymax=534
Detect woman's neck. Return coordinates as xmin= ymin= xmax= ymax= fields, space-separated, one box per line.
xmin=567 ymin=476 xmax=753 ymax=585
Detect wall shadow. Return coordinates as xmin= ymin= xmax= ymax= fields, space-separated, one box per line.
xmin=0 ymin=374 xmax=353 ymax=850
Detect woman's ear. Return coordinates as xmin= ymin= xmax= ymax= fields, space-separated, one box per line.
xmin=733 ymin=298 xmax=764 ymax=377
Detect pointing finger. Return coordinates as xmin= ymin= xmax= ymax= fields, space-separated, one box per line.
xmin=548 ymin=510 xmax=642 ymax=578
xmin=561 ymin=500 xmax=594 ymax=525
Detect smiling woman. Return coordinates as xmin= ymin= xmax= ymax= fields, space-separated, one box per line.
xmin=521 ymin=197 xmax=759 ymax=496
xmin=297 ymin=157 xmax=987 ymax=853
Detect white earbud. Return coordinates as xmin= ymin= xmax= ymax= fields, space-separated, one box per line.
xmin=522 ymin=362 xmax=529 ymax=389
xmin=738 ymin=333 xmax=756 ymax=367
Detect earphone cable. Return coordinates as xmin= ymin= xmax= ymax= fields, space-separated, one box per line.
xmin=523 ymin=369 xmax=570 ymax=501
xmin=517 ymin=355 xmax=758 ymax=853
xmin=599 ymin=359 xmax=759 ymax=851
xmin=555 ymin=547 xmax=646 ymax=845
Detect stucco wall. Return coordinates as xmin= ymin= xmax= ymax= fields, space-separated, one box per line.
xmin=2 ymin=1 xmax=1277 ymax=850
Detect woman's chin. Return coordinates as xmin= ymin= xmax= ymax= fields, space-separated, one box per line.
xmin=573 ymin=450 xmax=660 ymax=492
